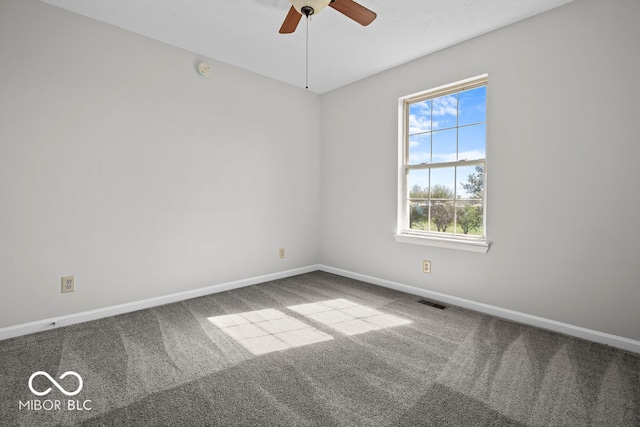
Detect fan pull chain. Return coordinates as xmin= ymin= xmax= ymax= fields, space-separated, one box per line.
xmin=305 ymin=16 xmax=309 ymax=90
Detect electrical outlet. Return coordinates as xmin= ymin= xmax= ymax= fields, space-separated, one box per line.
xmin=422 ymin=260 xmax=431 ymax=274
xmin=279 ymin=248 xmax=286 ymax=259
xmin=61 ymin=275 xmax=75 ymax=293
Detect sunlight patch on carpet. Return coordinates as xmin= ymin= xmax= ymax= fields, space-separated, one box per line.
xmin=207 ymin=309 xmax=333 ymax=355
xmin=288 ymin=299 xmax=412 ymax=336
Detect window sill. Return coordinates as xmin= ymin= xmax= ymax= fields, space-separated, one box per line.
xmin=394 ymin=233 xmax=490 ymax=253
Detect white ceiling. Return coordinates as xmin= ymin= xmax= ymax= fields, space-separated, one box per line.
xmin=39 ymin=0 xmax=573 ymax=93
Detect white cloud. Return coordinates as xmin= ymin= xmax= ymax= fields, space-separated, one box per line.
xmin=408 ymin=114 xmax=431 ymax=134
xmin=409 ymin=96 xmax=457 ymax=135
xmin=432 ymin=95 xmax=457 ymax=116
xmin=412 ymin=100 xmax=430 ymax=112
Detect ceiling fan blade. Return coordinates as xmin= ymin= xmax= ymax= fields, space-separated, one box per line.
xmin=329 ymin=0 xmax=377 ymax=26
xmin=279 ymin=6 xmax=302 ymax=34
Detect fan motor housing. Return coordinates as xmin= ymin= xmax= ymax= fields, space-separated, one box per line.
xmin=291 ymin=0 xmax=330 ymax=16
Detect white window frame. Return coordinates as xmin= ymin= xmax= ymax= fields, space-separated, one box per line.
xmin=395 ymin=74 xmax=490 ymax=253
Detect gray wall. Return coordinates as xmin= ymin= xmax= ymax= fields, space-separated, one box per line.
xmin=0 ymin=0 xmax=321 ymax=327
xmin=320 ymin=0 xmax=640 ymax=341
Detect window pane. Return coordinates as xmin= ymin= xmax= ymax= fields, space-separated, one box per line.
xmin=408 ymin=100 xmax=431 ymax=135
xmin=408 ymin=169 xmax=429 ymax=199
xmin=430 ymin=167 xmax=455 ymax=233
xmin=458 ymin=124 xmax=486 ymax=161
xmin=408 ymin=133 xmax=431 ymax=165
xmin=455 ymin=164 xmax=484 ymax=236
xmin=431 ymin=94 xmax=457 ymax=130
xmin=458 ymin=86 xmax=486 ymax=126
xmin=431 ymin=200 xmax=455 ymax=233
xmin=455 ymin=200 xmax=484 ymax=236
xmin=432 ymin=129 xmax=456 ymax=163
xmin=456 ymin=164 xmax=484 ymax=200
xmin=430 ymin=167 xmax=455 ymax=200
xmin=408 ymin=170 xmax=429 ymax=231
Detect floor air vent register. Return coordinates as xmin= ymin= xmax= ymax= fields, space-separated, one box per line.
xmin=418 ymin=299 xmax=447 ymax=310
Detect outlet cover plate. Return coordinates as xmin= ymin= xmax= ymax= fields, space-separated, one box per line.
xmin=61 ymin=275 xmax=75 ymax=293
xmin=422 ymin=260 xmax=431 ymax=274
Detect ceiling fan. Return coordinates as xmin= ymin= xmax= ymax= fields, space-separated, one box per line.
xmin=279 ymin=0 xmax=377 ymax=34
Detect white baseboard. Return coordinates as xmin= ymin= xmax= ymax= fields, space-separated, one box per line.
xmin=0 ymin=265 xmax=319 ymax=342
xmin=3 ymin=264 xmax=639 ymax=354
xmin=319 ymin=265 xmax=640 ymax=354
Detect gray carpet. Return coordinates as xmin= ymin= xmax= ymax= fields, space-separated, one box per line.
xmin=1 ymin=271 xmax=638 ymax=426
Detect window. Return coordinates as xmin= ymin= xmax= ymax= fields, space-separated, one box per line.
xmin=396 ymin=75 xmax=489 ymax=253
